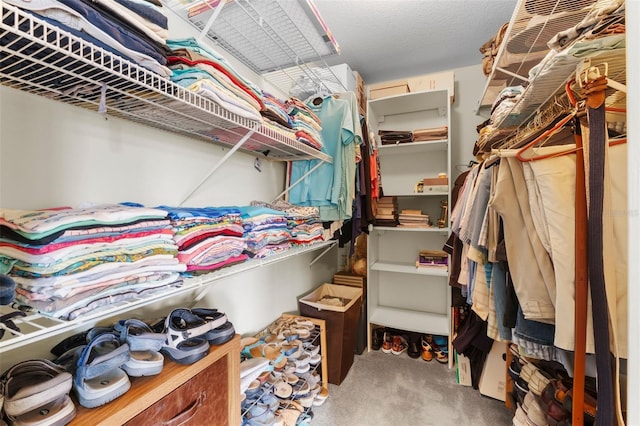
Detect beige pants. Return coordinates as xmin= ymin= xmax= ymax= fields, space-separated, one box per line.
xmin=489 ymin=156 xmax=556 ymax=323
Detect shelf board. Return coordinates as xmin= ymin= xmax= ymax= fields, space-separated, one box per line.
xmin=0 ymin=3 xmax=331 ymax=163
xmin=377 ymin=140 xmax=448 ymax=154
xmin=385 ymin=192 xmax=449 ymax=197
xmin=370 ymin=261 xmax=448 ymax=277
xmin=368 ymin=89 xmax=449 ymax=117
xmin=0 ymin=240 xmax=336 ymax=353
xmin=373 ymin=226 xmax=450 ymax=233
xmin=369 ymin=306 xmax=449 ymax=336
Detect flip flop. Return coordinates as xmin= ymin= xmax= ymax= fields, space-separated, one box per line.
xmin=73 ymin=333 xmax=131 ymax=408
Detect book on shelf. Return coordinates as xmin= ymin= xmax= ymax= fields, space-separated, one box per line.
xmin=416 ymin=249 xmax=448 ymax=268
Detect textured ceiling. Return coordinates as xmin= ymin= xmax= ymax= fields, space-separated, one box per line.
xmin=313 ymin=0 xmax=519 ymax=84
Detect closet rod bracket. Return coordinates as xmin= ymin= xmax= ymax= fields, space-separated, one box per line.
xmin=309 ymin=241 xmax=337 ymax=267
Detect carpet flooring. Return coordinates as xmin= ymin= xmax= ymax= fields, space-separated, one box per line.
xmin=311 ymin=349 xmax=514 ymax=426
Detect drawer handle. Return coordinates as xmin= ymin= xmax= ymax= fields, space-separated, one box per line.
xmin=161 ymin=392 xmax=206 ymax=426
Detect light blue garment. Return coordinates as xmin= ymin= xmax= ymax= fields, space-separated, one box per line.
xmin=289 ymin=97 xmax=354 ymax=218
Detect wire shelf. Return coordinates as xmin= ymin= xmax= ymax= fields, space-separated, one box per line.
xmin=0 ymin=3 xmax=330 ymax=162
xmin=164 ymin=0 xmax=344 ymax=96
xmin=477 ymin=0 xmax=623 ymax=129
xmin=0 ymin=240 xmax=336 ymax=353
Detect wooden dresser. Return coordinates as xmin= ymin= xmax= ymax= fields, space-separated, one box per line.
xmin=70 ymin=335 xmax=240 ymax=426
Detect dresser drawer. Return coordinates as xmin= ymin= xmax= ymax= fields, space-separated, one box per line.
xmin=125 ymin=357 xmax=228 ymax=426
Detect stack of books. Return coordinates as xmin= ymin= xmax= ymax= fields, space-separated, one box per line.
xmin=416 ymin=250 xmax=448 ymax=269
xmin=398 ymin=209 xmax=431 ymax=228
xmin=374 ymin=197 xmax=398 ymax=226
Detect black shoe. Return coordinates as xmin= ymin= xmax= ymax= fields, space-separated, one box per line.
xmin=407 ymin=333 xmax=421 ymax=359
xmin=371 ymin=327 xmax=385 ymax=351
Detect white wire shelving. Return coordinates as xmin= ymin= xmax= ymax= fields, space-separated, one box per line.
xmin=0 ymin=2 xmax=331 ymax=163
xmin=476 ymin=0 xmax=624 ymax=130
xmin=164 ymin=0 xmax=347 ymax=97
xmin=0 ymin=240 xmax=337 ymax=353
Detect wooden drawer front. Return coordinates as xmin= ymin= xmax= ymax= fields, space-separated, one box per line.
xmin=125 ymin=359 xmax=228 ymax=426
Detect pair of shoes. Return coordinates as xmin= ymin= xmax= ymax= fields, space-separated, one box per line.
xmin=371 ymin=327 xmax=385 ymax=351
xmin=407 ymin=333 xmax=421 ymax=359
xmin=0 ymin=359 xmax=76 ymax=425
xmin=391 ymin=335 xmax=408 ymax=355
xmin=381 ymin=332 xmax=394 ymax=354
xmin=423 ymin=334 xmax=448 ymax=364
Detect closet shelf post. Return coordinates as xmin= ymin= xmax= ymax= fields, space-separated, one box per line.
xmin=178 ymin=124 xmax=259 ymax=206
xmin=271 ymin=160 xmax=325 ymax=203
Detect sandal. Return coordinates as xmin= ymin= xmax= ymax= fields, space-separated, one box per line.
xmin=190 ymin=308 xmax=233 ymax=344
xmin=73 ymin=332 xmax=131 ymax=408
xmin=114 ymin=319 xmax=165 ymax=352
xmin=1 ymin=359 xmax=74 ymax=424
xmin=161 ymin=309 xmax=211 ymax=365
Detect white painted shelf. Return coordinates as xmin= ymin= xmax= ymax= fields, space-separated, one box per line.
xmin=369 ymin=306 xmax=449 ymax=336
xmin=370 ymin=262 xmax=448 ymax=277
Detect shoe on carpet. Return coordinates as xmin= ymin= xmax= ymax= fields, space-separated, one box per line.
xmin=424 ymin=334 xmax=448 ymax=364
xmin=420 ymin=335 xmax=433 ymax=362
xmin=391 ymin=335 xmax=408 ymax=355
xmin=381 ymin=332 xmax=394 ymax=354
xmin=371 ymin=327 xmax=385 ymax=351
xmin=407 ymin=333 xmax=421 ymax=359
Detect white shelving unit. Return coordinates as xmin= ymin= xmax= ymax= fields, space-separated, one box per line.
xmin=366 ymin=89 xmax=452 ymax=351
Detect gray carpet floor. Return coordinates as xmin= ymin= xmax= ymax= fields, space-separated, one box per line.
xmin=311 ymin=350 xmax=514 ymax=426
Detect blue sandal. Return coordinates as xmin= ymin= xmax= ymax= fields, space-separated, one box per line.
xmin=73 ymin=332 xmax=131 ymax=408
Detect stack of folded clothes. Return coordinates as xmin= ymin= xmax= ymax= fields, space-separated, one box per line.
xmin=412 ymin=125 xmax=448 ymax=142
xmin=378 ymin=130 xmax=413 ymax=145
xmin=261 ymin=91 xmax=295 ymax=129
xmin=251 ymin=200 xmax=324 ymax=248
xmin=0 ymin=204 xmax=185 ymax=320
xmin=166 ymin=37 xmax=265 ymax=121
xmin=285 ymin=98 xmax=324 ymax=150
xmin=238 ymin=206 xmax=291 ymax=258
xmin=5 ymin=0 xmax=172 ymax=77
xmin=159 ymin=205 xmax=249 ymax=274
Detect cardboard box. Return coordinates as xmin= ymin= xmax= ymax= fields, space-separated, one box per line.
xmin=354 ymin=71 xmax=366 ymax=115
xmin=369 ymin=79 xmax=409 ymax=100
xmin=299 ymin=284 xmax=363 ymax=385
xmin=407 ymin=71 xmax=455 ymax=103
xmin=479 ymin=341 xmax=507 ymax=401
xmin=455 ymin=351 xmax=472 ymax=386
xmin=423 ymin=177 xmax=449 ymax=186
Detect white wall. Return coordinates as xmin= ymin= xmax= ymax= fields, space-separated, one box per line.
xmin=449 ymin=64 xmax=490 ymax=179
